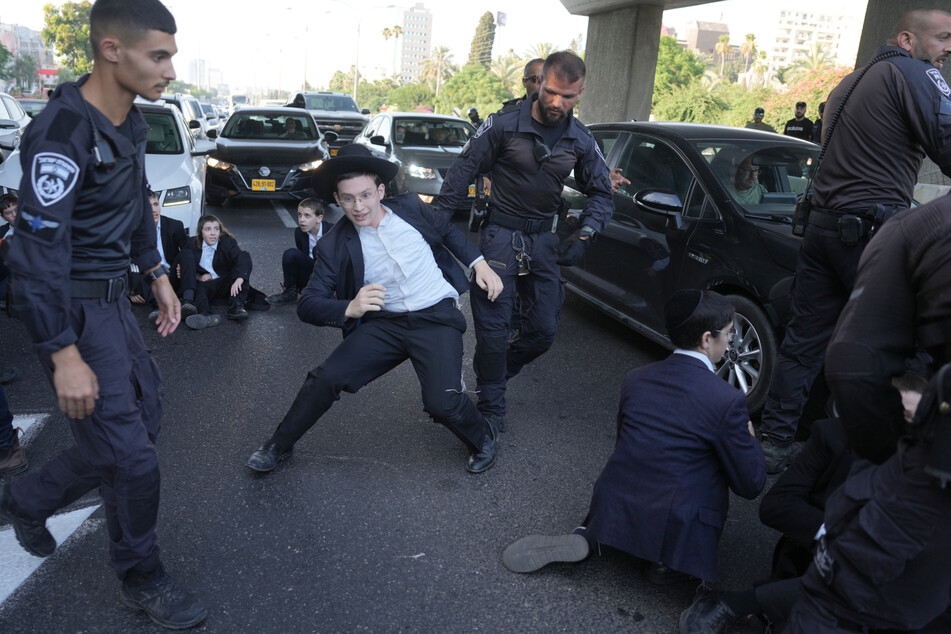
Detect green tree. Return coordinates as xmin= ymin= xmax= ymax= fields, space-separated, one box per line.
xmin=652 ymin=80 xmax=727 ymax=123
xmin=526 ymin=42 xmax=556 ymax=61
xmin=42 ymin=1 xmax=93 ymax=74
xmin=433 ymin=63 xmax=508 ymax=116
xmin=466 ymin=11 xmax=496 ymax=67
xmin=328 ymin=67 xmax=358 ymax=93
xmin=740 ymin=33 xmax=757 ymax=73
xmin=0 ymin=43 xmax=13 ymax=81
xmin=421 ymin=46 xmax=455 ymax=97
xmin=12 ymin=54 xmax=40 ymax=92
xmin=784 ymin=43 xmax=835 ymax=83
xmin=652 ymin=36 xmax=705 ymax=106
xmin=489 ymin=54 xmax=521 ymax=97
xmin=381 ymin=25 xmax=402 ymax=78
xmin=386 ymin=82 xmax=435 ymax=112
xmin=714 ymin=34 xmax=731 ymax=78
xmin=357 ymin=77 xmax=398 ymax=113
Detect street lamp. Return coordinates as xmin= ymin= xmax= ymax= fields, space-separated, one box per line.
xmin=326 ymin=0 xmax=396 ymax=101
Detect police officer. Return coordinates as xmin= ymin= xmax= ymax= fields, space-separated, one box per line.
xmin=502 ymin=58 xmax=545 ymax=108
xmin=468 ymin=107 xmax=483 ymax=128
xmin=759 ymin=8 xmax=951 ymax=473
xmin=0 ymin=0 xmax=207 ymax=629
xmin=784 ymin=193 xmax=951 ymax=633
xmin=438 ymin=50 xmax=614 ymax=431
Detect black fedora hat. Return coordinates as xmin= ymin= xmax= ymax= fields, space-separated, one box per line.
xmin=312 ymin=144 xmax=399 ymax=201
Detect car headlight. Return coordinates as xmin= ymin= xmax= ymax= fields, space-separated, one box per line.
xmin=163 ymin=186 xmax=191 ymax=206
xmin=297 ymin=159 xmax=324 ymax=172
xmin=406 ymin=164 xmax=435 ymax=179
xmin=206 ymin=157 xmax=234 ymax=170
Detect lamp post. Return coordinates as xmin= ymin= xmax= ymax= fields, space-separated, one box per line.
xmin=326 ymin=1 xmax=397 ymax=101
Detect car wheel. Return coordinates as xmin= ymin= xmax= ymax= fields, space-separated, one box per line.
xmin=716 ymin=294 xmax=777 ymax=415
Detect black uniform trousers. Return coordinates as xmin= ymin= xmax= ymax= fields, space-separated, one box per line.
xmin=270 ymin=298 xmax=485 ymax=452
xmin=10 ymin=296 xmax=163 ymax=579
xmin=785 ymin=439 xmax=951 ymax=632
xmin=470 ymin=225 xmax=564 ymax=418
xmin=281 ymin=247 xmax=313 ymax=291
xmin=760 ymin=225 xmax=867 ymax=444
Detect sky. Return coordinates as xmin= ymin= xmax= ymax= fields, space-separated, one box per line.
xmin=1 ymin=0 xmax=870 ymax=94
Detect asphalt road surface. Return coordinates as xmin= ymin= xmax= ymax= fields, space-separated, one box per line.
xmin=0 ymin=200 xmax=780 ymax=633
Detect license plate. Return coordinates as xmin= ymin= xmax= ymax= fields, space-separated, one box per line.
xmin=252 ymin=179 xmax=276 ymax=191
xmin=330 ymin=148 xmax=338 ymax=157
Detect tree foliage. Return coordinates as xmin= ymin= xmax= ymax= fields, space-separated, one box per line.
xmin=387 ymin=82 xmax=435 ymax=112
xmin=12 ymin=55 xmax=40 ymax=91
xmin=357 ymin=78 xmax=398 ymax=113
xmin=42 ymin=1 xmax=93 ymax=74
xmin=421 ymin=46 xmax=455 ymax=96
xmin=467 ymin=12 xmax=496 ymax=67
xmin=783 ymin=43 xmax=835 ymax=84
xmin=0 ymin=43 xmax=13 ymax=81
xmin=434 ymin=63 xmax=508 ymax=116
xmin=652 ymin=36 xmax=705 ymax=107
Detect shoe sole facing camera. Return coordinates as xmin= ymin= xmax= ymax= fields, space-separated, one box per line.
xmin=119 ymin=587 xmax=208 ymax=630
xmin=502 ymin=533 xmax=589 ymax=573
xmin=185 ymin=314 xmax=221 ymax=330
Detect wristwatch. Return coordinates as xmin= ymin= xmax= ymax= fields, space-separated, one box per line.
xmin=145 ymin=265 xmax=169 ymax=284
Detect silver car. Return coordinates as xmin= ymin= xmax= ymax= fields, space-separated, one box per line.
xmin=0 ymin=93 xmax=31 ymax=165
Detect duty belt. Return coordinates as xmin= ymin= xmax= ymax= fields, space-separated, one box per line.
xmin=807 ymin=205 xmax=903 ymax=244
xmin=488 ymin=208 xmax=556 ymax=233
xmin=70 ymin=274 xmax=127 ymax=302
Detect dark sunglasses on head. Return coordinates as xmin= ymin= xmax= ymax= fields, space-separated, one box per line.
xmin=524 ymin=75 xmax=542 ymax=83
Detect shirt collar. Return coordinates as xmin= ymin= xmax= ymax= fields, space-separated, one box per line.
xmin=673 ymin=349 xmax=716 ymax=372
xmin=204 ymin=240 xmax=219 ymax=252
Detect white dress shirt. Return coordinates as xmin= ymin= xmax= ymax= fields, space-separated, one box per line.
xmin=358 ymin=206 xmax=457 ymax=312
xmin=308 ymin=224 xmax=322 ymax=259
xmin=200 ymin=241 xmax=220 ymax=279
xmin=673 ymin=349 xmax=716 ymax=372
xmin=156 ymin=219 xmax=169 ymax=268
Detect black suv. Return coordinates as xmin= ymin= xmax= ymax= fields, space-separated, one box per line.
xmin=286 ymin=91 xmax=370 ymax=153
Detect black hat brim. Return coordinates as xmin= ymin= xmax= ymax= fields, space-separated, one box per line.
xmin=312 ymin=154 xmax=399 ymax=202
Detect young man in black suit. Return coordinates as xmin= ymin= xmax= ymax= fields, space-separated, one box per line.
xmin=246 ymin=144 xmax=503 ymax=474
xmin=267 ymin=198 xmax=334 ymax=306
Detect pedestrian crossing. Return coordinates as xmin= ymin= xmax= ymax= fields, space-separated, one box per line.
xmin=0 ymin=413 xmax=101 ymax=607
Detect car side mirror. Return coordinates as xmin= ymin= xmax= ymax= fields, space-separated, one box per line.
xmin=192 ymin=139 xmax=217 ymax=156
xmin=369 ymin=135 xmax=387 ymax=146
xmin=188 ymin=120 xmax=201 ymax=129
xmin=361 ymin=108 xmax=371 ymax=115
xmin=207 ymin=128 xmax=217 ymax=139
xmin=0 ymin=119 xmax=18 ymax=129
xmin=323 ymin=131 xmax=338 ymax=143
xmin=634 ymin=188 xmax=685 ymax=230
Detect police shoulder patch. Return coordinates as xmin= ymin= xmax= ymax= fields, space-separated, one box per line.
xmin=472 ymin=115 xmax=493 ymax=140
xmin=31 ymin=152 xmax=80 ymax=207
xmin=927 ymin=68 xmax=951 ymax=97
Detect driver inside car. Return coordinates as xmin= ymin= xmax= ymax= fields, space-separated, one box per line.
xmin=725 ymin=155 xmax=766 ymax=205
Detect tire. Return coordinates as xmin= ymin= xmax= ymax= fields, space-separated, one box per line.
xmin=716 ymin=294 xmax=778 ymax=416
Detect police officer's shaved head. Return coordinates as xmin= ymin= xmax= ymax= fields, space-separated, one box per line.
xmin=524 ymin=58 xmax=545 ymax=78
xmin=542 ymin=51 xmax=586 ymax=85
xmin=90 ymin=0 xmax=177 ymax=58
xmin=889 ymin=9 xmax=951 ymax=43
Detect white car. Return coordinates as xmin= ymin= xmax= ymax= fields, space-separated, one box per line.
xmin=0 ymin=99 xmax=214 ymax=234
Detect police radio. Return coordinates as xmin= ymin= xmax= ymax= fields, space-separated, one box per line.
xmin=468 ymin=176 xmax=489 ymax=233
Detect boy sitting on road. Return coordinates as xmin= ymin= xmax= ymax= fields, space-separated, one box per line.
xmin=267 ymin=198 xmax=333 ymax=306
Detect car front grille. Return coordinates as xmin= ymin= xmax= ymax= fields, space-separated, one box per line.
xmin=316 ymin=119 xmax=365 ymax=142
xmin=237 ymin=165 xmax=293 ymax=188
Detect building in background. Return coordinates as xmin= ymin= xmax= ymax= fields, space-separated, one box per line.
xmin=0 ymin=22 xmax=57 ymax=92
xmin=400 ymin=3 xmax=432 ymax=84
xmin=766 ymin=9 xmax=863 ymax=72
xmin=686 ymin=20 xmax=729 ymax=55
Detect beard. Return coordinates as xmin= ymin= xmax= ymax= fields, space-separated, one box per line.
xmin=538 ymin=103 xmax=567 ymax=126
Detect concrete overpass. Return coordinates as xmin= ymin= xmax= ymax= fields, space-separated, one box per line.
xmin=561 ymin=0 xmax=951 ymax=124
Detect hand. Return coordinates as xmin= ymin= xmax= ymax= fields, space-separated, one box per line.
xmin=230 ymin=277 xmax=244 ymax=297
xmin=151 ymin=275 xmax=181 ymax=337
xmin=51 ymin=345 xmax=99 ymax=419
xmin=345 ymin=283 xmax=386 ymax=319
xmin=610 ymin=168 xmax=630 ymax=192
xmin=198 ymin=273 xmax=212 ymax=282
xmin=128 ymin=294 xmax=145 ymax=304
xmin=556 ymin=234 xmax=590 ymax=266
xmin=472 ymin=259 xmax=502 ymax=301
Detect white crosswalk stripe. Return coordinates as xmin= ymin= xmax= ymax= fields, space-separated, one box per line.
xmin=12 ymin=412 xmax=51 ymax=443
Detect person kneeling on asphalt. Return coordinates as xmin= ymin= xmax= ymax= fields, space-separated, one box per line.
xmin=267 ymin=198 xmax=334 ymax=306
xmin=245 ymin=143 xmax=504 ymax=475
xmin=502 ymin=290 xmax=766 ymax=587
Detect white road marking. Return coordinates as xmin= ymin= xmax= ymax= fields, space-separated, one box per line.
xmin=0 ymin=504 xmax=101 ymax=605
xmin=271 ymin=200 xmax=298 ymax=228
xmin=12 ymin=413 xmax=51 ymax=444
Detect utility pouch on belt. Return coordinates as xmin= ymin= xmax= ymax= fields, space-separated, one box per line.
xmin=468 ymin=178 xmax=488 ymax=233
xmin=838 ymin=215 xmax=864 ymax=246
xmin=792 ymin=194 xmax=811 ymax=236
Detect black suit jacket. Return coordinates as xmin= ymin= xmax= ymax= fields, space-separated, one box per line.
xmin=186 ymin=235 xmax=251 ymax=281
xmin=158 ymin=216 xmax=187 ymax=264
xmin=294 ymin=221 xmax=334 ymax=260
xmin=0 ymin=224 xmax=10 ymax=239
xmin=297 ymin=192 xmax=481 ymax=337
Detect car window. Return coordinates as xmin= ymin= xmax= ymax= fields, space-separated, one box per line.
xmin=592 ymin=129 xmax=624 ymax=163
xmin=304 ymin=95 xmax=360 ymax=113
xmin=142 ymin=110 xmax=183 ymax=155
xmin=699 ymin=140 xmax=818 ymax=215
xmin=1 ymin=95 xmax=21 ymax=120
xmin=222 ymin=113 xmax=318 ymax=140
xmin=393 ymin=118 xmax=473 ymax=147
xmin=0 ymin=98 xmax=9 ymax=119
xmin=364 ymin=117 xmax=381 ymax=138
xmin=614 ymin=134 xmax=693 ymax=203
xmin=201 ymin=104 xmax=216 ymax=118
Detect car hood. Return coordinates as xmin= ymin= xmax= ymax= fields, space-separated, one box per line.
xmin=309 ymin=110 xmax=367 ymax=122
xmin=394 ymin=146 xmax=464 ymax=169
xmin=214 ymin=138 xmax=323 ymax=164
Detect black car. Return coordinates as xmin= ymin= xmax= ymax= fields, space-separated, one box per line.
xmin=557 ymin=122 xmax=819 ymax=413
xmin=285 ymin=91 xmax=370 ymax=152
xmin=204 ymin=107 xmax=331 ymax=205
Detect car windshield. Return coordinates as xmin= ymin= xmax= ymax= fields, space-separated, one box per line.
xmin=19 ymin=101 xmax=46 ymax=118
xmin=201 ymin=104 xmax=215 ymax=116
xmin=394 ymin=119 xmax=473 ymax=147
xmin=304 ymin=95 xmax=359 ymax=113
xmin=222 ymin=113 xmax=318 ymax=140
xmin=698 ymin=139 xmax=819 ymax=215
xmin=143 ymin=110 xmax=183 ymax=154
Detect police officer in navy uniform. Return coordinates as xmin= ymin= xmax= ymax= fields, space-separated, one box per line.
xmin=437 ymin=50 xmax=614 ymax=431
xmin=0 ymin=0 xmax=207 ymax=628
xmin=759 ymin=8 xmax=951 ymax=473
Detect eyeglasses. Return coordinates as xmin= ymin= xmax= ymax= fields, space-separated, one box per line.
xmin=713 ymin=327 xmax=737 ymax=343
xmin=337 ymin=190 xmax=377 ymax=208
xmin=524 ymin=75 xmax=542 ymax=83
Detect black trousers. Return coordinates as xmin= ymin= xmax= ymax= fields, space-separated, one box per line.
xmin=270 ymin=299 xmax=486 ymax=452
xmin=129 ymin=250 xmax=197 ymax=305
xmin=194 ymin=274 xmax=250 ymax=315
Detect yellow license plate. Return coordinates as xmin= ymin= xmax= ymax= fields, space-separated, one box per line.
xmin=330 ymin=148 xmax=338 ymax=157
xmin=252 ymin=179 xmax=275 ymax=191
xmin=467 ymin=184 xmax=475 ymax=197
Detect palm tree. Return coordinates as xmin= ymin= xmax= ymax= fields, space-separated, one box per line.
xmin=714 ymin=34 xmax=731 ymax=78
xmin=382 ymin=25 xmax=402 ymax=78
xmin=490 ymin=54 xmax=521 ymax=95
xmin=421 ymin=46 xmax=455 ymax=97
xmin=784 ymin=42 xmax=834 ymax=83
xmin=525 ymin=42 xmax=556 ymax=61
xmin=740 ymin=33 xmax=757 ymax=73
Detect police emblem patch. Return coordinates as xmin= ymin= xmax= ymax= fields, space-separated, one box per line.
xmin=31 ymin=152 xmax=80 ymax=207
xmin=927 ymin=68 xmax=951 ymax=97
xmin=472 ymin=116 xmax=493 ymax=140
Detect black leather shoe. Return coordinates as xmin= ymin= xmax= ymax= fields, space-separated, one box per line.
xmin=466 ymin=423 xmax=496 ymax=474
xmin=0 ymin=482 xmax=56 ymax=557
xmin=483 ymin=412 xmax=505 ymax=434
xmin=121 ymin=566 xmax=208 ymax=630
xmin=679 ymin=591 xmax=736 ymax=634
xmin=227 ymin=303 xmax=249 ymax=322
xmin=645 ymin=561 xmax=693 ymax=585
xmin=246 ymin=442 xmax=292 ymax=473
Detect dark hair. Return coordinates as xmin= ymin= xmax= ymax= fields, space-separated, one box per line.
xmin=892 ymin=372 xmax=928 ymax=394
xmin=90 ymin=0 xmax=177 ymax=58
xmin=524 ymin=58 xmax=545 ymax=77
xmin=298 ymin=198 xmax=324 ymax=215
xmin=542 ymin=51 xmax=586 ymax=85
xmin=334 ymin=170 xmax=383 ymax=192
xmin=665 ymin=290 xmax=735 ymax=349
xmin=193 ymin=214 xmax=235 ymax=248
xmin=147 ymin=189 xmax=158 ymax=200
xmin=0 ymin=193 xmax=18 ymax=211
xmin=818 ymin=101 xmax=826 ymax=115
